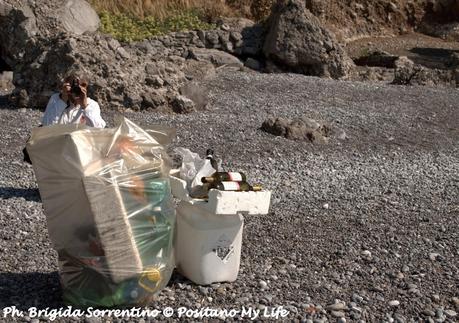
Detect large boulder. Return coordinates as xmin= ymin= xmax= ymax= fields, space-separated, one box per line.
xmin=393 ymin=56 xmax=456 ymax=87
xmin=0 ymin=3 xmax=38 ymax=66
xmin=261 ymin=116 xmax=347 ymax=144
xmin=179 ymin=82 xmax=208 ymax=110
xmin=54 ymin=0 xmax=100 ymax=35
xmin=172 ymin=95 xmax=195 ymax=114
xmin=263 ymin=0 xmax=354 ymax=78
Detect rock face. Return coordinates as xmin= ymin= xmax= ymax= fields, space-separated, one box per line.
xmin=393 ymin=56 xmax=457 ymax=87
xmin=420 ymin=21 xmax=459 ymax=41
xmin=215 ymin=17 xmax=265 ymax=57
xmin=427 ymin=0 xmax=459 ymax=22
xmin=172 ymin=95 xmax=195 ymax=114
xmin=54 ymin=0 xmax=100 ymax=35
xmin=189 ymin=48 xmax=242 ymax=67
xmin=263 ymin=0 xmax=354 ymax=79
xmin=304 ymin=0 xmax=459 ymax=41
xmin=0 ymin=2 xmax=38 ymax=68
xmin=0 ymin=0 xmax=271 ymax=111
xmin=0 ymin=71 xmax=14 ymax=90
xmin=179 ymin=82 xmax=208 ymax=111
xmin=0 ymin=0 xmax=266 ymax=111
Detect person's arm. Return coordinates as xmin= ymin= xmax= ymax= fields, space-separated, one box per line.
xmin=58 ymin=108 xmax=69 ymax=125
xmin=42 ymin=94 xmax=57 ymax=126
xmin=83 ymin=100 xmax=106 ymax=128
xmin=43 ymin=81 xmax=71 ymax=126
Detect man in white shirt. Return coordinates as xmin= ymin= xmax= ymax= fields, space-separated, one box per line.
xmin=42 ymin=74 xmax=106 ymax=128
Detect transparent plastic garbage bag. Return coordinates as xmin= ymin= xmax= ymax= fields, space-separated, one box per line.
xmin=26 ymin=117 xmax=176 ymax=308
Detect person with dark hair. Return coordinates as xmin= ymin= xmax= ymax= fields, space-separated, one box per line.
xmin=24 ymin=72 xmax=106 ymax=164
xmin=42 ymin=73 xmax=106 ymax=128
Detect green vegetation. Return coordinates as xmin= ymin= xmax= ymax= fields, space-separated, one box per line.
xmin=93 ymin=0 xmax=276 ymax=42
xmin=99 ymin=10 xmax=215 ymax=42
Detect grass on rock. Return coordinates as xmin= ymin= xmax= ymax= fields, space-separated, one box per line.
xmin=99 ymin=10 xmax=215 ymax=42
xmin=91 ymin=0 xmax=275 ymax=42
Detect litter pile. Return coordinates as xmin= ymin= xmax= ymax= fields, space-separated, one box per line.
xmin=26 ymin=118 xmax=271 ymax=307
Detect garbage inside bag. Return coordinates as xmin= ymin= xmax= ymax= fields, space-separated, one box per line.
xmin=174 ymin=147 xmax=221 ymax=198
xmin=26 ymin=117 xmax=176 ymax=308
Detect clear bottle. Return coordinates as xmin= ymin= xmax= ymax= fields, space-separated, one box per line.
xmin=201 ymin=172 xmax=247 ymax=184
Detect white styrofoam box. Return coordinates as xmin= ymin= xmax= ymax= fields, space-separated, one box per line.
xmin=169 ymin=170 xmax=271 ymax=215
xmin=175 ymin=201 xmax=243 ymax=285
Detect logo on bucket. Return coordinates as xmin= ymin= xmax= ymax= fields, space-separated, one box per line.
xmin=212 ymin=234 xmax=234 ymax=263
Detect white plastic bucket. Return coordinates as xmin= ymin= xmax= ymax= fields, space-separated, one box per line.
xmin=175 ymin=201 xmax=243 ymax=285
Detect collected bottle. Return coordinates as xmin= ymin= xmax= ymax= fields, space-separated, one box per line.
xmin=206 ymin=149 xmax=218 ymax=171
xmin=212 ymin=181 xmax=262 ymax=192
xmin=202 ymin=172 xmax=246 ymax=184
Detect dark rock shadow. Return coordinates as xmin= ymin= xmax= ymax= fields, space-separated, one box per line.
xmin=0 ymin=94 xmax=10 ymax=107
xmin=408 ymin=47 xmax=459 ymax=69
xmin=166 ymin=269 xmax=192 ymax=286
xmin=0 ymin=187 xmax=41 ymax=202
xmin=420 ymin=1 xmax=459 ymax=25
xmin=0 ymin=271 xmax=63 ymax=311
xmin=238 ymin=23 xmax=266 ymax=59
xmin=410 ymin=47 xmax=459 ymax=58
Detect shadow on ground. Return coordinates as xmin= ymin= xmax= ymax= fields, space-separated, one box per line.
xmin=410 ymin=47 xmax=459 ymax=57
xmin=409 ymin=47 xmax=459 ymax=69
xmin=0 ymin=187 xmax=41 ymax=202
xmin=0 ymin=95 xmax=9 ymax=106
xmin=0 ymin=272 xmax=62 ymax=310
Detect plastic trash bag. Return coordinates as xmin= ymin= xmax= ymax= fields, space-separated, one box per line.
xmin=26 ymin=117 xmax=176 ymax=308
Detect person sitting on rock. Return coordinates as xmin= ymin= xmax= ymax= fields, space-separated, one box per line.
xmin=42 ymin=73 xmax=106 ymax=128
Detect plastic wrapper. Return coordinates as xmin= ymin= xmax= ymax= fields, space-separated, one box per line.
xmin=174 ymin=147 xmax=205 ymax=190
xmin=174 ymin=147 xmax=221 ymax=198
xmin=26 ymin=117 xmax=176 ymax=308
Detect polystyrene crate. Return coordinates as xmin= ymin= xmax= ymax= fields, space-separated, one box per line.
xmin=169 ymin=170 xmax=271 ymax=215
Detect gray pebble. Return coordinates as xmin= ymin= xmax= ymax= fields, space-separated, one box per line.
xmin=352 ymin=293 xmax=364 ymax=303
xmin=422 ymin=309 xmax=435 ymax=317
xmin=331 ymin=310 xmax=346 ymax=318
xmin=444 ymin=310 xmax=457 ymax=317
xmin=429 ymin=253 xmax=440 ymax=261
xmin=259 ymin=280 xmax=268 ymax=290
xmin=388 ymin=300 xmax=400 ymax=307
xmin=327 ymin=302 xmax=346 ymax=311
